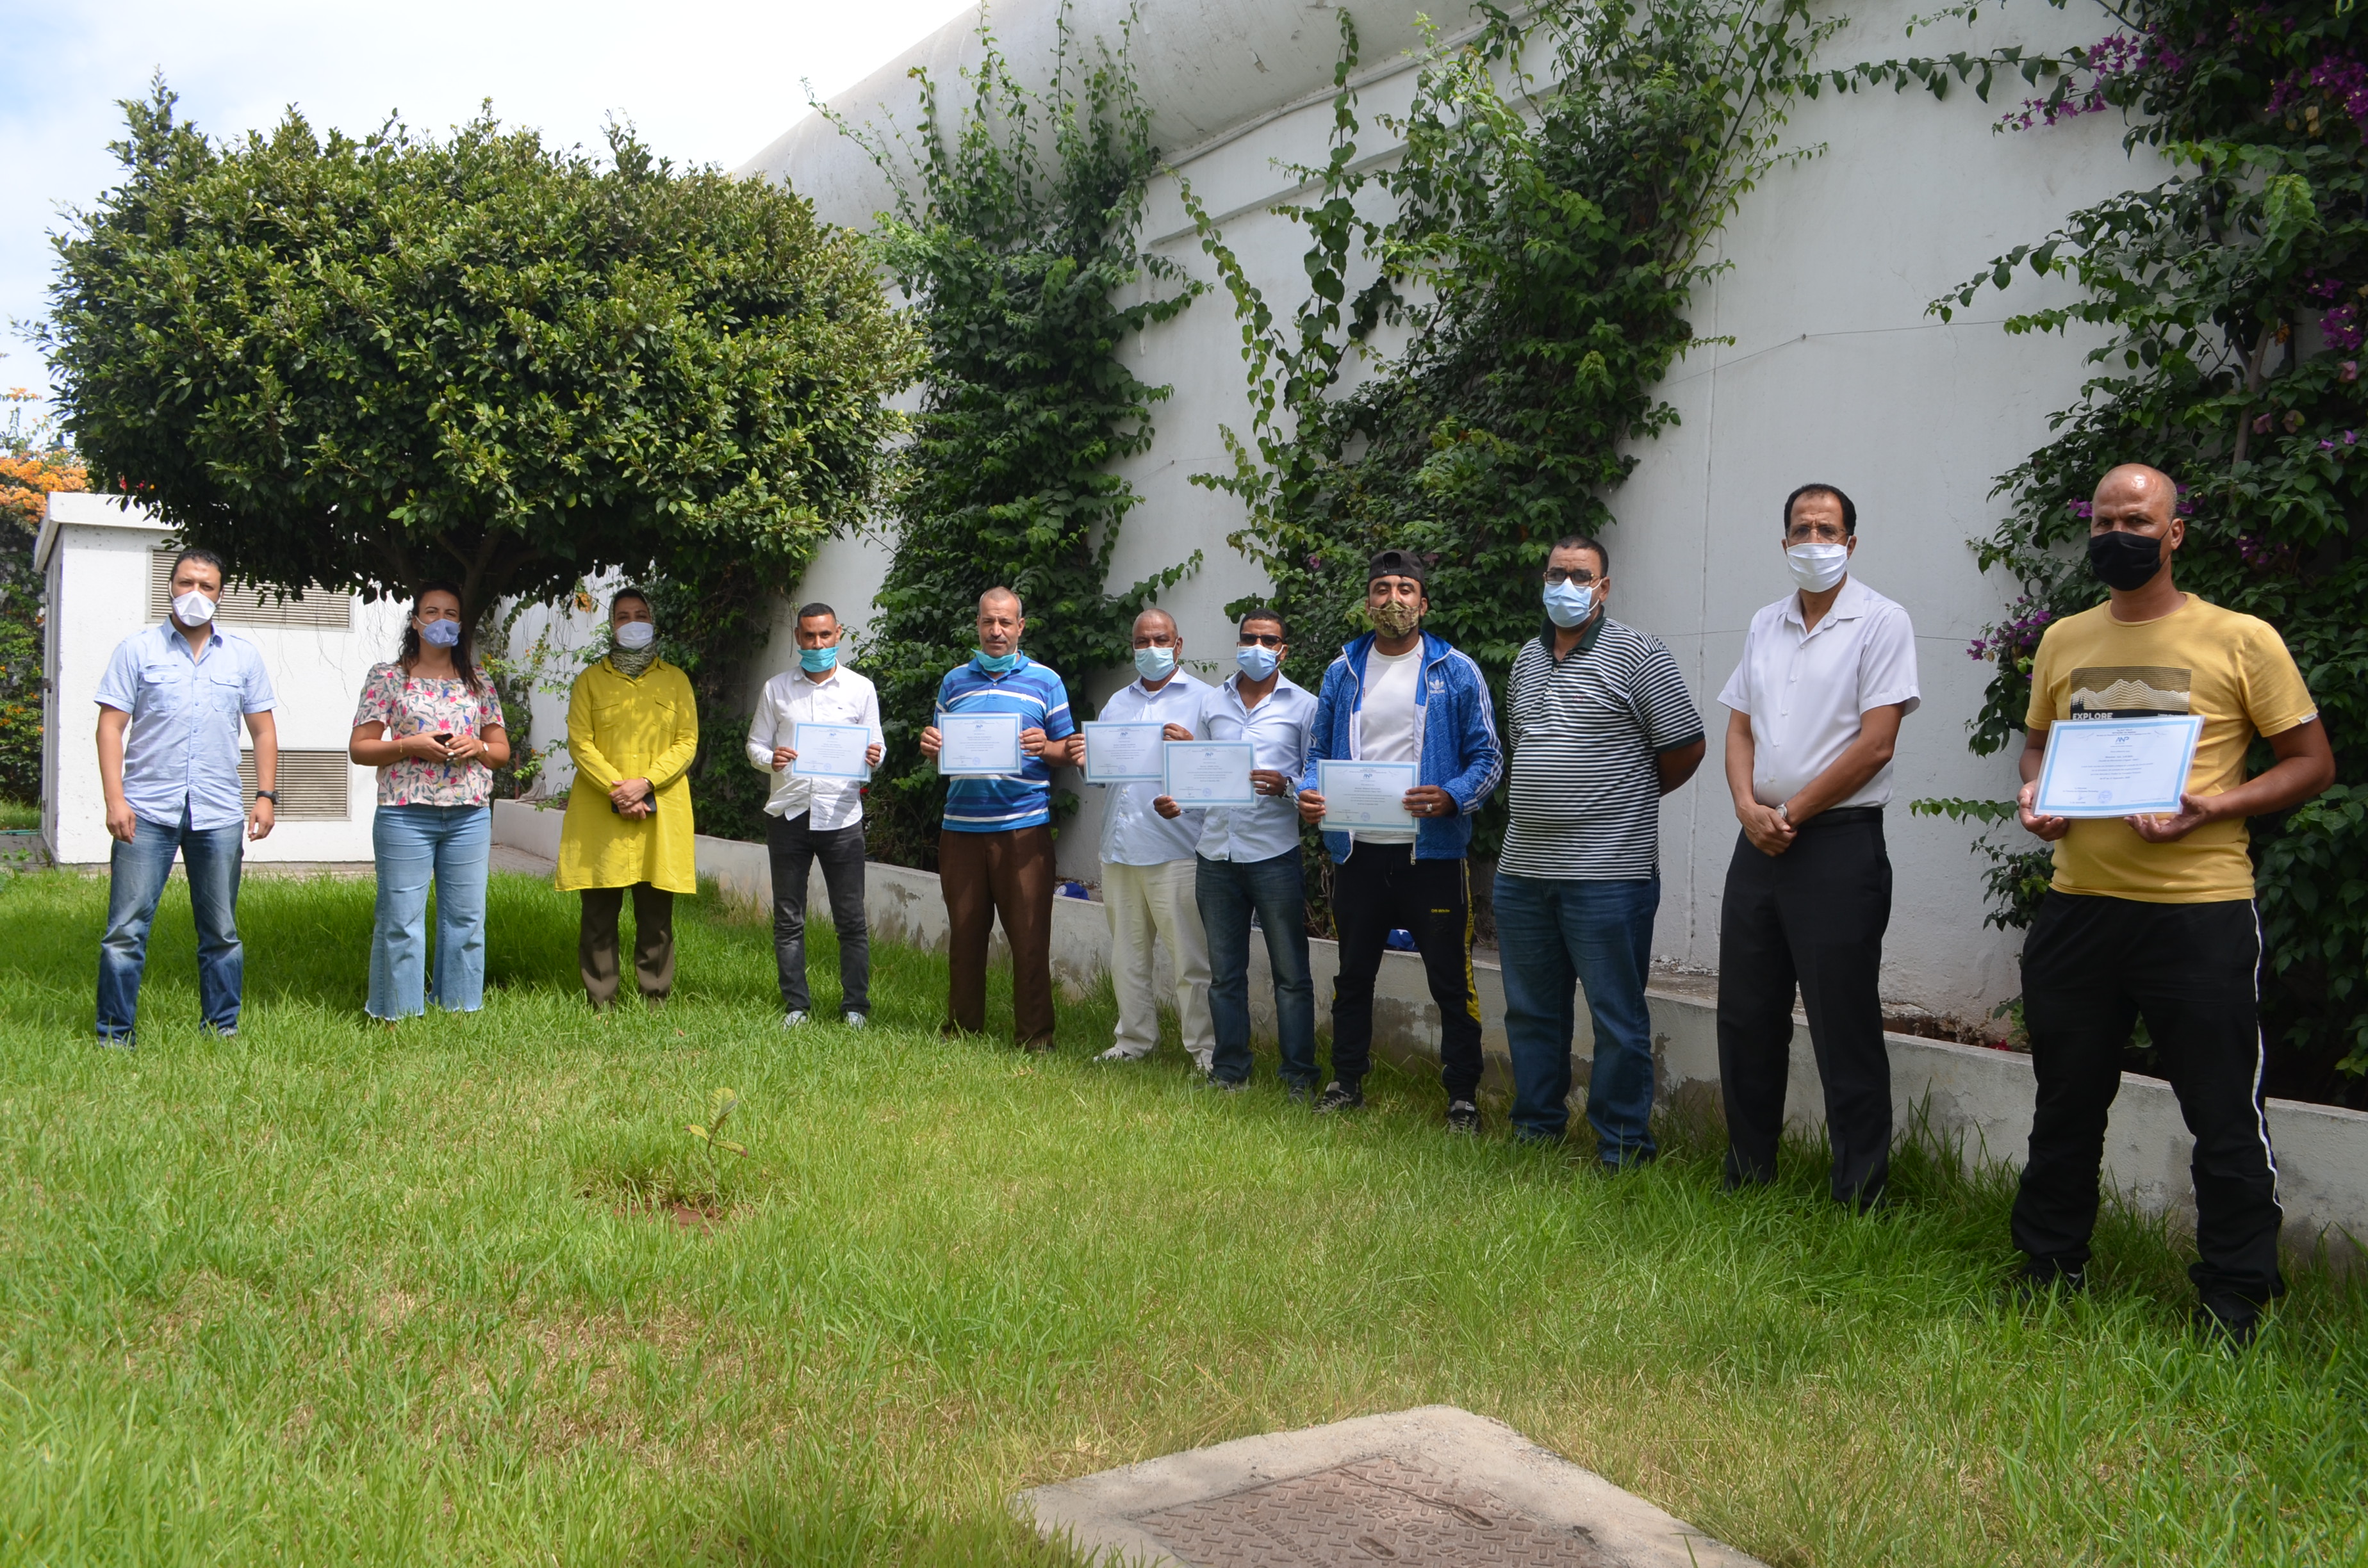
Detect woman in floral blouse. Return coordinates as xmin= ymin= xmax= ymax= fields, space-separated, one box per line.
xmin=348 ymin=583 xmax=511 ymax=1019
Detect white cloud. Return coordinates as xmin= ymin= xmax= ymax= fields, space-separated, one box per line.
xmin=1 ymin=0 xmax=974 ymax=402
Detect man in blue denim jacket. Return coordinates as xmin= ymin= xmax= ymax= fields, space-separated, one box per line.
xmin=1296 ymin=549 xmax=1504 ymax=1128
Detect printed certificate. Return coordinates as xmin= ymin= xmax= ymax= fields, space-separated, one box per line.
xmin=1081 ymin=721 xmax=1166 ymax=783
xmin=789 ymin=721 xmax=873 ymax=781
xmin=1317 ymin=759 xmax=1419 ymax=829
xmin=937 ymin=711 xmax=1024 ymax=777
xmin=1162 ymin=740 xmax=1258 ymax=805
xmin=2034 ymin=715 xmax=2205 ymax=817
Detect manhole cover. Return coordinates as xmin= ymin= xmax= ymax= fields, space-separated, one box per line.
xmin=1136 ymin=1453 xmax=1614 ymax=1565
xmin=1017 ymin=1406 xmax=1765 ymax=1568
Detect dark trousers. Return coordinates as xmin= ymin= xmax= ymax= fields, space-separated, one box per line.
xmin=1717 ymin=809 xmax=1893 ymax=1205
xmin=1328 ymin=845 xmax=1483 ymax=1099
xmin=1198 ymin=850 xmax=1317 ymax=1088
xmin=579 ymin=883 xmax=675 ymax=1007
xmin=939 ymin=825 xmax=1056 ymax=1046
xmin=767 ymin=811 xmax=869 ymax=1015
xmin=2012 ymin=892 xmax=2284 ymax=1316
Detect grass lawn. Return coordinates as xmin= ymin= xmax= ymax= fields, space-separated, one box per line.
xmin=2 ymin=869 xmax=2364 ymax=1566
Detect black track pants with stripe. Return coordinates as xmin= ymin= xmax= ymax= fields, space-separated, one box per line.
xmin=1327 ymin=845 xmax=1483 ymax=1100
xmin=2012 ymin=890 xmax=2285 ymax=1313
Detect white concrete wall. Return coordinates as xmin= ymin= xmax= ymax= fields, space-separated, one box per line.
xmin=37 ymin=492 xmax=406 ymax=865
xmin=734 ymin=0 xmax=2164 ymax=1023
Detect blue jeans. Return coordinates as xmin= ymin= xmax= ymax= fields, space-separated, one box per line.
xmin=369 ymin=804 xmax=492 ymax=1018
xmin=1197 ymin=851 xmax=1317 ymax=1087
xmin=97 ymin=806 xmax=244 ymax=1041
xmin=1495 ymin=872 xmax=1661 ymax=1159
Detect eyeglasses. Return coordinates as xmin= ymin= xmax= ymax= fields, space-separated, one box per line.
xmin=1541 ymin=569 xmax=1599 ymax=586
xmin=1238 ymin=632 xmax=1285 ymax=648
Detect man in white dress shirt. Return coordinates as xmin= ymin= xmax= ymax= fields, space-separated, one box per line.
xmin=747 ymin=603 xmax=885 ymax=1027
xmin=1716 ymin=485 xmax=1920 ymax=1209
xmin=1157 ymin=607 xmax=1320 ymax=1094
xmin=1088 ymin=607 xmax=1215 ymax=1070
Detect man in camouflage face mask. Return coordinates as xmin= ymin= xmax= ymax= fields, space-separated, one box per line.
xmin=1295 ymin=548 xmax=1504 ymax=1129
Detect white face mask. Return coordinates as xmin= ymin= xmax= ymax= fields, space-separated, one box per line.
xmin=613 ymin=620 xmax=656 ymax=650
xmin=171 ymin=590 xmax=218 ymax=627
xmin=1785 ymin=542 xmax=1850 ymax=594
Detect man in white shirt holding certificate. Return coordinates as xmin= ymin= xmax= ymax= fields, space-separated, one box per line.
xmin=1156 ymin=607 xmax=1322 ymax=1095
xmin=748 ymin=603 xmax=885 ymax=1028
xmin=1086 ymin=608 xmax=1215 ymax=1071
xmin=2011 ymin=463 xmax=2332 ymax=1344
xmin=1716 ymin=484 xmax=1919 ymax=1211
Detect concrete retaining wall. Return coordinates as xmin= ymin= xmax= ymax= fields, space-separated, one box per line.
xmin=492 ymin=801 xmax=2367 ymax=1261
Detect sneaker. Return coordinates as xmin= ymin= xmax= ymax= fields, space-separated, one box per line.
xmin=2192 ymin=1301 xmax=2261 ymax=1350
xmin=97 ymin=1034 xmax=136 ymax=1052
xmin=843 ymin=1011 xmax=867 ymax=1029
xmin=1313 ymin=1081 xmax=1363 ymax=1115
xmin=1445 ymin=1099 xmax=1480 ymax=1136
xmin=782 ymin=1010 xmax=809 ymax=1027
xmin=1205 ymin=1074 xmax=1248 ymax=1093
xmin=2010 ymin=1259 xmax=2087 ymax=1302
xmin=1095 ymin=1044 xmax=1152 ymax=1063
xmin=1285 ymin=1082 xmax=1315 ymax=1106
xmin=1021 ymin=1038 xmax=1057 ymax=1055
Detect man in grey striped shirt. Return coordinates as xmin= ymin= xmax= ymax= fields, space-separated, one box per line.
xmin=1497 ymin=534 xmax=1705 ymax=1161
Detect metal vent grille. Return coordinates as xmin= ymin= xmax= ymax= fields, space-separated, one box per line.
xmin=237 ymin=750 xmax=352 ymax=821
xmin=151 ymin=550 xmax=352 ymax=630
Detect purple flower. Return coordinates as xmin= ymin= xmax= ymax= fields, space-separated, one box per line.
xmin=2324 ymin=304 xmax=2365 ymax=353
xmin=2344 ymin=361 xmax=2361 ymax=382
xmin=2254 ymin=413 xmax=2274 ymax=434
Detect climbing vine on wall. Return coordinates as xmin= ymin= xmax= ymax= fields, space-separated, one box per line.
xmin=1882 ymin=0 xmax=2368 ymax=1102
xmin=1185 ymin=0 xmax=1837 ymax=873
xmin=831 ymin=6 xmax=1201 ymax=869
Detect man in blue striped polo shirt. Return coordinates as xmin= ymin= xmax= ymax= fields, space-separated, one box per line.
xmin=919 ymin=587 xmax=1081 ymax=1049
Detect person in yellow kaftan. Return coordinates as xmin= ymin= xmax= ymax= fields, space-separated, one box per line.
xmin=557 ymin=589 xmax=699 ymax=1007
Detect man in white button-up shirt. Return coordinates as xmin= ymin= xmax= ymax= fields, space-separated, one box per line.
xmin=1716 ymin=484 xmax=1920 ymax=1209
xmin=1158 ymin=607 xmax=1320 ymax=1094
xmin=746 ymin=603 xmax=885 ymax=1027
xmin=1085 ymin=608 xmax=1215 ymax=1070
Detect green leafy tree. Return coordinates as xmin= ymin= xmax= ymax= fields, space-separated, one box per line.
xmin=0 ymin=393 xmax=83 ymax=803
xmin=1187 ymin=0 xmax=1831 ymax=908
xmin=829 ymin=8 xmax=1200 ymax=868
xmin=1894 ymin=0 xmax=2368 ymax=1100
xmin=45 ymin=82 xmax=921 ymax=623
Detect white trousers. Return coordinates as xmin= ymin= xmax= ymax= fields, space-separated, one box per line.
xmin=1102 ymin=858 xmax=1214 ymax=1068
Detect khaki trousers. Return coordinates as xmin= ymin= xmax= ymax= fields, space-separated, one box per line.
xmin=580 ymin=883 xmax=675 ymax=1008
xmin=1101 ymin=858 xmax=1214 ymax=1069
xmin=939 ymin=826 xmax=1056 ymax=1046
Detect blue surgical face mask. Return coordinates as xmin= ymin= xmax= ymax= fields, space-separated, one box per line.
xmin=1542 ymin=579 xmax=1595 ymax=629
xmin=973 ymin=647 xmax=1018 ymax=674
xmin=1134 ymin=645 xmax=1176 ymax=682
xmin=1235 ymin=643 xmax=1279 ymax=681
xmin=419 ymin=617 xmax=462 ymax=648
xmin=800 ymin=644 xmax=839 ymax=673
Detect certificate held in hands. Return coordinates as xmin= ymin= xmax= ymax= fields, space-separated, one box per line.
xmin=937 ymin=711 xmax=1024 ymax=777
xmin=1317 ymin=759 xmax=1418 ymax=828
xmin=1162 ymin=740 xmax=1258 ymax=805
xmin=2035 ymin=715 xmax=2206 ymax=817
xmin=791 ymin=721 xmax=873 ymax=781
xmin=1082 ymin=721 xmax=1165 ymax=783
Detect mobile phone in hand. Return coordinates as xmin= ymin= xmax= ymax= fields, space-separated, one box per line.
xmin=433 ymin=732 xmax=454 ymax=745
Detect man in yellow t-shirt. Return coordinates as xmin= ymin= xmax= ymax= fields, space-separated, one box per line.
xmin=2012 ymin=464 xmax=2334 ymax=1344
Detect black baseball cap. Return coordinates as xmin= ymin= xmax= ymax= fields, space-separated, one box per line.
xmin=1367 ymin=548 xmax=1429 ymax=587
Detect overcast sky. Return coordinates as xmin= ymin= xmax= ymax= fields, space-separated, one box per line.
xmin=0 ymin=0 xmax=975 ymax=407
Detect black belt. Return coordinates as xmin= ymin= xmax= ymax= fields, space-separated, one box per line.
xmin=1796 ymin=805 xmax=1883 ymax=828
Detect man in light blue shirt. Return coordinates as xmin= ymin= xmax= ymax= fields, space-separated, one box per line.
xmin=1157 ymin=607 xmax=1319 ymax=1094
xmin=92 ymin=547 xmax=279 ymax=1045
xmin=1087 ymin=608 xmax=1214 ymax=1070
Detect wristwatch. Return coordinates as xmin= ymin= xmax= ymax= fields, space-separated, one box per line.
xmin=255 ymin=790 xmax=279 ymax=803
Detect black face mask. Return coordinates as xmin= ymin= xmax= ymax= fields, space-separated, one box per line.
xmin=2087 ymin=529 xmax=2164 ymax=591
